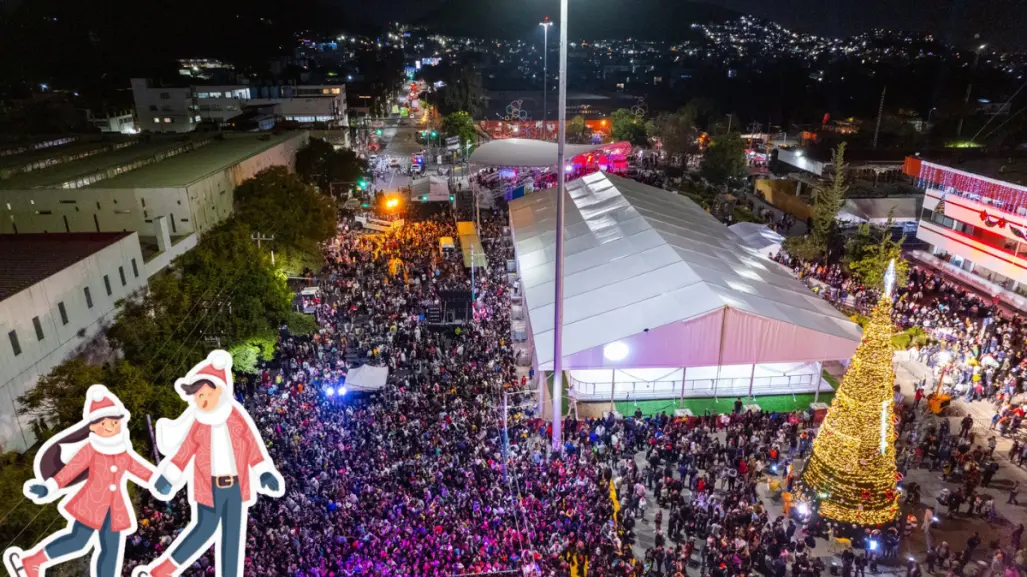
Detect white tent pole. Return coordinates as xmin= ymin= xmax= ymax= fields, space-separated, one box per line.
xmin=814 ymin=361 xmax=823 ymax=403
xmin=680 ymin=367 xmax=686 ymax=406
xmin=610 ymin=368 xmax=616 ymax=414
xmin=713 ymin=306 xmax=728 ymax=401
xmin=747 ymin=363 xmax=756 ymax=400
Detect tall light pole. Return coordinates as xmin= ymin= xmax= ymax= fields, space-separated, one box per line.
xmin=551 ymin=0 xmax=568 ymax=453
xmin=540 ymin=18 xmax=553 ymax=132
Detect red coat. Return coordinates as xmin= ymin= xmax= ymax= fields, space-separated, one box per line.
xmin=52 ymin=445 xmax=154 ymax=532
xmin=167 ymin=407 xmax=270 ymax=508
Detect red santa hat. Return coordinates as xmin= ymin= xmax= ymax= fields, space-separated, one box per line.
xmin=83 ymin=384 xmax=126 ymax=422
xmin=174 ymin=350 xmax=234 ymax=398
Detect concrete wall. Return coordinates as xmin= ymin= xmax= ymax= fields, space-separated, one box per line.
xmin=0 ymin=132 xmax=309 ymax=239
xmin=0 ymin=233 xmax=146 ymax=453
xmin=0 ymin=188 xmax=145 ymax=234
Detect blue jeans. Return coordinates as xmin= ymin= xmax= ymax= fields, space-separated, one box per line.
xmin=169 ymin=483 xmax=244 ymax=577
xmin=45 ymin=512 xmax=120 ymax=577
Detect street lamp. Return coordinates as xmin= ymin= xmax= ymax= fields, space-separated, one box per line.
xmin=540 ymin=18 xmax=554 ymax=129
xmin=927 ymin=107 xmax=938 ymax=125
xmin=551 ymin=0 xmax=569 ymax=453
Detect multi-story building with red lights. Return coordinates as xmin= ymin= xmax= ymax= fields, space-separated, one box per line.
xmin=904 ymin=155 xmax=1027 ymax=304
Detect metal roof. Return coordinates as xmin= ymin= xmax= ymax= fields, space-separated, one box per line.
xmin=0 ymin=232 xmax=133 ymax=301
xmin=509 ymin=172 xmax=861 ymax=370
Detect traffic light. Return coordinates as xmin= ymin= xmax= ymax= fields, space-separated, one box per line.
xmin=420 ymin=195 xmax=428 ymax=201
xmin=376 ymin=129 xmax=383 ymax=135
xmin=431 ymin=131 xmax=437 ymax=138
xmin=449 ymin=195 xmax=455 ymax=202
xmin=357 ymin=178 xmax=368 ymax=190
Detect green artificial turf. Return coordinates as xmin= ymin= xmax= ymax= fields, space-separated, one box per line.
xmin=611 ymin=392 xmax=836 ymax=417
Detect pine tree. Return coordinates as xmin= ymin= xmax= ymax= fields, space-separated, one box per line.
xmin=800 ymin=264 xmax=899 ymax=527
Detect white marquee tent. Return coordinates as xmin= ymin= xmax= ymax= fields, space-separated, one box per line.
xmin=469 ymin=138 xmax=602 ymax=167
xmin=509 ymin=172 xmax=861 ymax=399
xmin=728 ymin=222 xmax=785 ymax=257
xmin=345 ymin=365 xmax=389 ymax=392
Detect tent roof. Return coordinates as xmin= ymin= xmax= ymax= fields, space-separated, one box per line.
xmin=469 ymin=138 xmax=601 ymax=167
xmin=345 ymin=365 xmax=389 ymax=392
xmin=838 ymin=197 xmax=921 ymax=224
xmin=728 ymin=222 xmax=785 ymax=252
xmin=509 ymin=172 xmax=861 ymax=371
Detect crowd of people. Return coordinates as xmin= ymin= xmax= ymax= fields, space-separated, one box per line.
xmin=122 ymin=205 xmax=637 ymax=577
xmin=105 ymin=187 xmax=1027 ymax=577
xmin=773 ymin=255 xmax=1027 ymax=417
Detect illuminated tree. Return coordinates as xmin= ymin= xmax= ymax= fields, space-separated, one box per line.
xmin=800 ymin=262 xmax=899 ymax=527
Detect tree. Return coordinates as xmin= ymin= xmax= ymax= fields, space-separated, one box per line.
xmin=782 ymin=143 xmax=848 ymax=261
xmin=18 ymin=359 xmax=105 ymax=432
xmin=800 ymin=283 xmax=900 ymax=526
xmin=700 ymin=132 xmax=747 ymax=186
xmin=567 ymin=116 xmax=591 ymax=144
xmin=845 ymin=212 xmax=909 ymax=291
xmin=653 ymin=108 xmax=698 ymax=166
xmin=228 ymin=331 xmax=278 ymax=375
xmin=234 ymin=166 xmax=337 ymax=273
xmin=609 ymin=109 xmax=649 ymax=147
xmin=295 ymin=138 xmax=366 ymax=194
xmin=0 ymin=451 xmax=63 ymax=548
xmin=107 ymin=219 xmax=292 ymax=380
xmin=17 ymin=359 xmax=182 ymax=450
xmin=442 ymin=111 xmax=477 ymax=150
xmin=437 ymin=67 xmax=485 ymax=118
xmin=286 ymin=312 xmax=318 ymax=336
xmin=810 ymin=143 xmax=849 ymax=250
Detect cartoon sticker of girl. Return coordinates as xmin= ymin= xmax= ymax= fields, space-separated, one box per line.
xmin=3 ymin=385 xmax=157 ymax=577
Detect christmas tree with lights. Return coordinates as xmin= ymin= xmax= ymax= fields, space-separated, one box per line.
xmin=800 ymin=261 xmax=900 ymax=527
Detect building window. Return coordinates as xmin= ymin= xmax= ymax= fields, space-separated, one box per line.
xmin=8 ymin=330 xmax=20 ymax=356
xmin=58 ymin=302 xmax=69 ymax=325
xmin=160 ymin=92 xmax=170 ymax=99
xmin=33 ymin=316 xmax=44 ymax=341
xmin=104 ymin=275 xmax=112 ymax=296
xmin=164 ymin=118 xmax=172 ymax=123
xmin=119 ymin=266 xmax=127 ymax=286
xmin=149 ymin=105 xmax=158 ymax=112
xmin=131 ymin=258 xmax=139 ymax=278
xmin=84 ymin=287 xmax=93 ymax=308
xmin=154 ymin=118 xmax=161 ymax=123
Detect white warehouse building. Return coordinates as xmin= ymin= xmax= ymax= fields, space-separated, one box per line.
xmin=0 ymin=131 xmax=309 ymax=278
xmin=0 ymin=232 xmax=147 ymax=452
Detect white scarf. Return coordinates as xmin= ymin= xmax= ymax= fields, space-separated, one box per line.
xmin=60 ymin=431 xmax=129 ymax=463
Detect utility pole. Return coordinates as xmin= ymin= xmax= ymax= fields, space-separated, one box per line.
xmin=251 ymin=233 xmax=276 ymax=266
xmin=872 ymin=86 xmax=886 ymax=149
xmin=552 ymin=0 xmax=569 ymax=453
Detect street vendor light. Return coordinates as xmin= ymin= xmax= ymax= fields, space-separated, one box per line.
xmin=386 ymin=198 xmax=400 ymax=209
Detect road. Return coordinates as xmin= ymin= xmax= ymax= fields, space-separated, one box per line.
xmin=373 ymin=121 xmax=423 ymax=193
